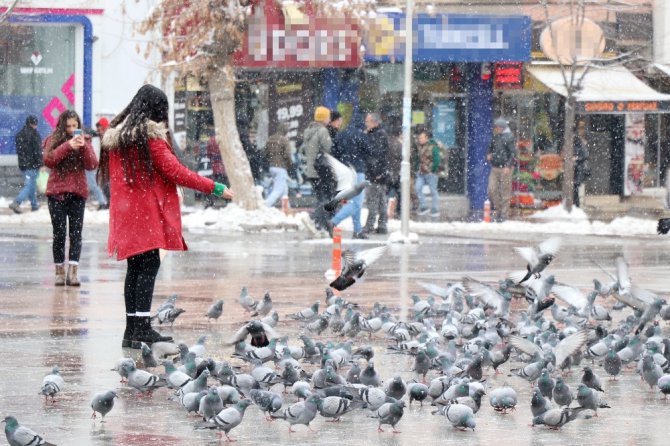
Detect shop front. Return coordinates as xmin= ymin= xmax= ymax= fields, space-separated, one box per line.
xmin=516 ymin=64 xmax=670 ymax=201
xmin=363 ymin=13 xmax=531 ymax=214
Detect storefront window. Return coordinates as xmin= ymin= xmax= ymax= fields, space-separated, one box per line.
xmin=0 ymin=24 xmax=76 ymax=154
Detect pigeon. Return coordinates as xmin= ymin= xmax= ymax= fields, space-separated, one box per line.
xmin=641 ymin=355 xmax=663 ymax=390
xmin=316 ymin=396 xmax=361 ymax=421
xmin=180 ymin=391 xmax=207 ymax=413
xmin=383 ymin=374 xmax=407 ymax=401
xmin=552 ymin=377 xmax=573 ymax=407
xmin=123 ymin=361 xmax=167 ymax=392
xmin=373 ymin=399 xmax=405 ymax=433
xmin=90 ymin=390 xmax=118 ymax=421
xmin=154 ymin=294 xmax=178 ymax=314
xmin=432 ymin=403 xmax=476 ymax=431
xmin=163 ymin=360 xmax=192 ymax=389
xmin=111 ymin=357 xmax=135 ymax=383
xmin=40 ymin=366 xmax=64 ymax=403
xmin=581 ymin=366 xmax=604 ymax=392
xmin=205 ymin=399 xmax=253 ymax=442
xmin=3 ymin=416 xmax=56 ymax=446
xmin=225 ymin=320 xmax=279 ymax=348
xmin=635 ymin=298 xmax=667 ymax=335
xmin=354 ymin=386 xmax=391 ymax=411
xmin=490 ymin=345 xmax=513 ymax=374
xmin=261 ymin=311 xmax=279 ymax=329
xmin=532 ymin=407 xmax=587 ymax=430
xmin=238 ymin=286 xmax=258 ymax=312
xmin=323 ymin=153 xmax=369 ymax=212
xmin=407 ymin=382 xmax=429 ymax=406
xmin=205 ymin=299 xmax=224 ymax=322
xmin=216 ymin=385 xmax=241 ymax=405
xmin=531 ymin=388 xmax=552 ymax=417
xmin=153 ymin=307 xmax=185 ymax=326
xmin=287 ymin=302 xmax=320 ymax=322
xmin=657 ymin=217 xmax=670 ymax=234
xmin=489 ymin=386 xmax=517 ymax=413
xmin=658 ymin=374 xmax=670 ymax=398
xmin=189 ymin=335 xmax=208 ymax=358
xmin=537 ymin=369 xmax=555 ymax=400
xmin=251 ymin=292 xmax=273 ymax=317
xmin=509 ymin=330 xmax=587 ymax=370
xmin=360 ymin=360 xmax=381 ymax=387
xmin=180 ymin=369 xmax=210 ymax=396
xmin=140 ymin=343 xmax=159 ymax=368
xmin=270 ymin=394 xmax=320 ymax=432
xmin=330 ymin=246 xmax=387 ymax=291
xmin=199 ymin=387 xmax=224 ymax=422
xmin=509 ymin=237 xmax=561 ymax=283
xmin=603 ymin=348 xmax=622 ymax=380
xmin=576 ymin=383 xmax=610 ymax=415
xmin=249 ymin=389 xmax=283 ymax=420
xmin=462 ymin=276 xmax=510 ymax=317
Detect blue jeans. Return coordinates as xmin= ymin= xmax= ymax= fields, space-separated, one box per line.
xmin=415 ymin=173 xmax=439 ymax=213
xmin=14 ymin=168 xmax=39 ymax=210
xmin=264 ymin=166 xmax=289 ymax=207
xmin=86 ymin=170 xmax=107 ymax=205
xmin=332 ymin=172 xmax=366 ymax=233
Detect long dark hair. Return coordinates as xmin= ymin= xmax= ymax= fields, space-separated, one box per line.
xmin=108 ymin=84 xmax=170 ymax=181
xmin=46 ymin=110 xmax=83 ymax=173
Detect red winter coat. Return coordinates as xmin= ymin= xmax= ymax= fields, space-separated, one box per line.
xmin=43 ymin=136 xmax=98 ymax=199
xmin=102 ymin=121 xmax=215 ymax=260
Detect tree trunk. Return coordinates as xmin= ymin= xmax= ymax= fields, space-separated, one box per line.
xmin=208 ymin=65 xmax=261 ymax=210
xmin=562 ymin=94 xmax=576 ymax=211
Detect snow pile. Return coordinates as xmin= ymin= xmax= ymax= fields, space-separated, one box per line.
xmin=529 ymin=204 xmax=589 ymax=222
xmin=181 ymin=203 xmax=302 ymax=232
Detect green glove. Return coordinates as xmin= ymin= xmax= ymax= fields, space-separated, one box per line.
xmin=213 ymin=182 xmax=227 ymax=197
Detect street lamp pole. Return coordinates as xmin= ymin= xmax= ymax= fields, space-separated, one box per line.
xmin=400 ymin=0 xmax=414 ymax=237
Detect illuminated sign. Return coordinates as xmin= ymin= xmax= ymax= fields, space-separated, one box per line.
xmin=579 ymin=101 xmax=670 ymax=114
xmin=494 ymin=62 xmax=523 ymax=89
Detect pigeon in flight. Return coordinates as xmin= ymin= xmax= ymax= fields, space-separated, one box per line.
xmin=330 ymin=246 xmax=387 ymax=291
xmin=509 ymin=237 xmax=561 ymax=284
xmin=323 ymin=154 xmax=369 ymax=213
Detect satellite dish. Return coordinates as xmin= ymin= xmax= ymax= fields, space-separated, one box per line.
xmin=540 ymin=17 xmax=605 ymax=64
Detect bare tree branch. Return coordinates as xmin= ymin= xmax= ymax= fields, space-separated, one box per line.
xmin=0 ymin=0 xmax=21 ymax=25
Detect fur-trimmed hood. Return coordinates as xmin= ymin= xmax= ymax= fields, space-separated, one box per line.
xmin=101 ymin=120 xmax=169 ymax=149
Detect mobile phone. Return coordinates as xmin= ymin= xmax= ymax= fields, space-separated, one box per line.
xmin=73 ymin=129 xmax=82 ymax=136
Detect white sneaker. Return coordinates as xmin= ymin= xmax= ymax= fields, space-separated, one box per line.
xmin=417 ymin=208 xmax=429 ymax=216
xmin=299 ymin=213 xmax=319 ymax=236
xmin=430 ymin=211 xmax=440 ymax=218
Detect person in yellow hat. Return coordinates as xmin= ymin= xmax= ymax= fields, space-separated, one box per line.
xmin=301 ymin=106 xmax=334 ymax=231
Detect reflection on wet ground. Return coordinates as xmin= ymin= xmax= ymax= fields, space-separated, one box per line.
xmin=0 ymin=224 xmax=669 ymax=445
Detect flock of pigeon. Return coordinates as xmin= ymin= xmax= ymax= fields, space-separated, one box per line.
xmin=5 ymin=236 xmax=670 ymax=444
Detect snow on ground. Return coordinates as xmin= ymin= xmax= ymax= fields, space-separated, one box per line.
xmin=0 ymin=197 xmax=658 ymax=237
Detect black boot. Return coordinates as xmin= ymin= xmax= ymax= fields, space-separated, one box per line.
xmin=121 ymin=316 xmax=136 ymax=349
xmin=131 ymin=317 xmax=173 ymax=348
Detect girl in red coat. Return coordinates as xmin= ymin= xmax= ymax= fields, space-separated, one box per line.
xmin=100 ymin=85 xmax=234 ymax=348
xmin=44 ymin=110 xmax=98 ymax=287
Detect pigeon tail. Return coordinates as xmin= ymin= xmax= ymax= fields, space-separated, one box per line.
xmin=330 ymin=276 xmax=355 ymax=291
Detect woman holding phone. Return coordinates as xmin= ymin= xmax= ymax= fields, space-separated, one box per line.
xmin=44 ymin=110 xmax=98 ymax=286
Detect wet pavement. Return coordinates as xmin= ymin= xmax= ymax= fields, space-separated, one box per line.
xmin=1 ymin=222 xmax=669 ymax=445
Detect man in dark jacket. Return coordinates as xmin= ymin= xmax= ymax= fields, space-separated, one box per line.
xmin=573 ymin=120 xmax=590 ymax=207
xmin=264 ymin=122 xmax=293 ymax=207
xmin=486 ymin=118 xmax=516 ymax=221
xmin=329 ymin=114 xmax=369 ymax=238
xmin=9 ymin=115 xmax=43 ymax=213
xmin=362 ymin=113 xmax=390 ymax=234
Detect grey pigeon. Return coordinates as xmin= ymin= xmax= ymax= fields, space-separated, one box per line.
xmin=215 ymin=385 xmax=241 ymax=405
xmin=90 ymin=390 xmax=117 ymax=421
xmin=155 ymin=294 xmax=178 ymax=313
xmin=581 ymin=366 xmax=604 ymax=392
xmin=225 ymin=320 xmax=279 ymax=348
xmin=346 ymin=362 xmax=361 ymax=384
xmin=360 ymin=360 xmax=381 ymax=387
xmin=432 ymin=403 xmax=476 ymax=431
xmin=323 ymin=153 xmax=369 ymax=213
xmin=206 ymin=399 xmax=253 ymax=442
xmin=635 ymin=298 xmax=666 ymax=335
xmin=153 ymin=307 xmax=185 ymax=326
xmin=287 ymin=302 xmax=320 ymax=322
xmin=205 ymin=299 xmax=224 ymax=322
xmin=163 ymin=360 xmax=192 ymax=390
xmin=658 ymin=374 xmax=670 ymax=398
xmin=537 ymin=369 xmax=555 ymax=400
xmin=123 ymin=362 xmax=167 ymax=392
xmin=270 ymin=394 xmax=320 ymax=432
xmin=180 ymin=390 xmax=206 ymax=413
xmin=40 ymin=366 xmax=64 ymax=403
xmin=374 ymin=399 xmax=405 ymax=433
xmin=355 ymin=386 xmax=391 ymax=411
xmin=531 ymin=388 xmax=552 ymax=417
xmin=140 ymin=343 xmax=158 ymax=368
xmin=407 ymin=382 xmax=429 ymax=406
xmin=111 ymin=357 xmax=135 ymax=383
xmin=317 ymin=396 xmax=361 ymax=421
xmin=3 ymin=416 xmax=55 ymax=446
xmin=330 ymin=246 xmax=387 ymax=291
xmin=251 ymin=292 xmax=272 ymax=317
xmin=413 ymin=350 xmax=431 ymax=381
xmin=576 ymin=383 xmax=610 ymax=415
xmin=489 ymin=386 xmax=517 ymax=413
xmin=509 ymin=237 xmax=561 ymax=283
xmin=490 ymin=345 xmax=513 ymax=374
xmin=189 ymin=335 xmax=208 ymax=358
xmin=238 ymin=286 xmax=258 ymax=312
xmin=532 ymin=407 xmax=587 ymax=429
xmin=250 ymin=389 xmax=283 ymax=420
xmin=603 ymin=348 xmax=622 ymax=379
xmin=180 ymin=369 xmax=210 ymax=396
xmin=383 ymin=374 xmax=407 ymax=401
xmin=199 ymin=387 xmax=224 ymax=421
xmin=641 ymin=355 xmax=663 ymax=390
xmin=552 ymin=377 xmax=573 ymax=407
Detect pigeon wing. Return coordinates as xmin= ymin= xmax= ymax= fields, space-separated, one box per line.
xmin=590 ymin=259 xmax=618 ymax=282
xmin=508 ymin=335 xmax=544 ymax=358
xmin=462 ymin=277 xmax=502 ymax=311
xmin=615 ymin=256 xmax=631 ymax=293
xmin=554 ymin=330 xmax=587 ymax=368
xmin=326 ymin=154 xmax=356 ymax=192
xmin=12 ymin=425 xmax=47 ymax=446
xmin=356 ymin=246 xmax=387 ymax=266
xmin=224 ymin=324 xmax=250 ymax=346
xmin=514 ymin=246 xmax=539 ymax=266
xmin=417 ymin=281 xmax=449 ymax=298
xmin=551 ymin=285 xmax=588 ymax=311
xmin=537 ymin=237 xmax=561 ymax=257
xmin=340 ymin=250 xmax=357 ymax=272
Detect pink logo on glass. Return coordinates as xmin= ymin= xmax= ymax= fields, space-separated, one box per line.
xmin=42 ymin=74 xmax=75 ymax=128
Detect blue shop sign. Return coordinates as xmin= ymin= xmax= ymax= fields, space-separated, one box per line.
xmin=365 ymin=14 xmax=531 ymax=63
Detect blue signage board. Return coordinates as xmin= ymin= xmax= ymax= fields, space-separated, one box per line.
xmin=432 ymin=99 xmax=457 ymax=148
xmin=365 ymin=14 xmax=531 ymax=63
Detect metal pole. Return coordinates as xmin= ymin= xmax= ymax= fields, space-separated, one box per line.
xmin=400 ymin=0 xmax=414 ymax=237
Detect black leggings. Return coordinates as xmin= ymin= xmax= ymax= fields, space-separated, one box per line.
xmin=47 ymin=194 xmax=86 ymax=264
xmin=124 ymin=249 xmax=161 ymax=314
